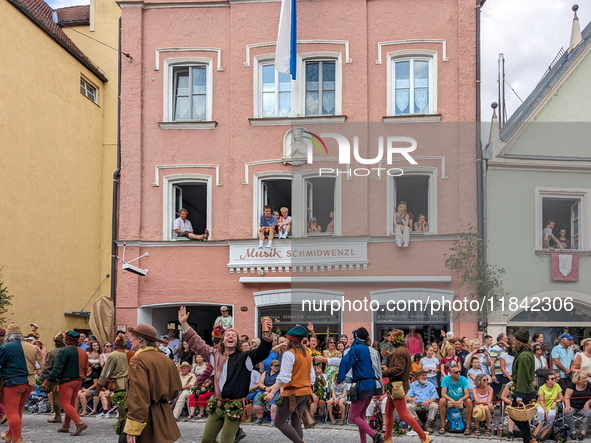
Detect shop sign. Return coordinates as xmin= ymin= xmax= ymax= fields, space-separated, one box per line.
xmin=259 ymin=306 xmax=340 ymax=323
xmin=227 ymin=239 xmax=368 ymax=273
xmin=375 ymin=304 xmax=449 ymax=323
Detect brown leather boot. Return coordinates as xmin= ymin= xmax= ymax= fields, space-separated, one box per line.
xmin=71 ymin=421 xmax=88 ymax=436
xmin=57 ymin=424 xmax=70 ymax=433
xmin=47 ymin=415 xmax=62 ymax=423
xmin=0 ymin=431 xmax=13 ymax=443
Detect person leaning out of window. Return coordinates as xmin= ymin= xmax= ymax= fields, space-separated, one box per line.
xmin=542 ymin=219 xmax=564 ymax=251
xmin=394 ymin=203 xmax=410 ymax=247
xmin=414 ymin=214 xmax=429 ymax=232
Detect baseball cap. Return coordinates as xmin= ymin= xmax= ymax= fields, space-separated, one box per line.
xmin=561 ymin=333 xmax=574 ymax=340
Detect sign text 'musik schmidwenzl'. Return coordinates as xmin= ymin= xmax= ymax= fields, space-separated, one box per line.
xmin=227 ymin=240 xmax=369 ymax=272
xmin=239 ymin=248 xmax=357 ymax=260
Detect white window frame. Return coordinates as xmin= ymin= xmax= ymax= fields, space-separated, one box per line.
xmin=252 ymin=171 xmax=294 ymax=237
xmin=163 ymin=58 xmax=213 ymax=122
xmin=163 ymin=174 xmax=212 ymax=241
xmin=294 ymin=52 xmax=342 ymax=117
xmin=387 ymin=50 xmax=437 ymax=116
xmin=252 ymin=55 xmax=294 ymax=119
xmin=80 ymin=76 xmax=98 ymax=104
xmin=300 ymin=170 xmax=341 ymax=237
xmin=535 ymin=187 xmax=590 ymax=251
xmin=252 ymin=170 xmax=341 ymax=238
xmin=387 ymin=167 xmax=437 ymax=236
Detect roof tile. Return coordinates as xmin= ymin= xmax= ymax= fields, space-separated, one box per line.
xmin=7 ymin=0 xmax=106 ymax=82
xmin=55 ymin=5 xmax=89 ymax=25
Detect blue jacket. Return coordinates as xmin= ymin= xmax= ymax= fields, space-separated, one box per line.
xmin=336 ymin=340 xmax=382 ymax=399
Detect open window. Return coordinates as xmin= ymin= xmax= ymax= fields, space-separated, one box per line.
xmin=304 ymin=177 xmax=335 ymax=235
xmin=542 ymin=197 xmax=582 ymax=250
xmin=163 ymin=175 xmax=212 ymax=241
xmin=393 ymin=175 xmax=430 ymax=232
xmin=172 ymin=183 xmax=208 ymax=239
xmin=261 ymin=179 xmax=292 ymax=215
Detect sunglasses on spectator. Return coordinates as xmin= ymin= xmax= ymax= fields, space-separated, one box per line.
xmin=451 ymin=371 xmax=460 ymax=374
xmin=105 ymin=344 xmax=112 ymax=347
xmin=221 ymin=310 xmax=228 ymax=312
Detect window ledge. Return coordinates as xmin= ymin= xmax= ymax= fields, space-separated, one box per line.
xmin=382 ymin=114 xmax=441 ymax=124
xmin=249 ymin=115 xmax=347 ymax=126
xmin=158 ymin=121 xmax=217 ymax=130
xmin=535 ymin=250 xmax=591 ymax=256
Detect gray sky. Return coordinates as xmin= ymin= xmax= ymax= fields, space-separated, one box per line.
xmin=47 ymin=0 xmax=588 ymax=122
xmin=481 ymin=0 xmax=588 ymax=122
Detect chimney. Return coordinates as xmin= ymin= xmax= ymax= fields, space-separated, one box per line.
xmin=568 ymin=5 xmax=583 ymax=53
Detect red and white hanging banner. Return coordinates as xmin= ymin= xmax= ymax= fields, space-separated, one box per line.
xmin=551 ymin=254 xmax=579 ymax=281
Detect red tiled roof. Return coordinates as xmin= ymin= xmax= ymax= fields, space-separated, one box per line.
xmin=55 ymin=5 xmax=89 ymax=25
xmin=6 ymin=0 xmax=107 ymax=82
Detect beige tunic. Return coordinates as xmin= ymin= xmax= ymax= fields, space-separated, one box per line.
xmin=124 ymin=347 xmax=182 ymax=443
xmin=98 ymin=349 xmax=129 ymax=392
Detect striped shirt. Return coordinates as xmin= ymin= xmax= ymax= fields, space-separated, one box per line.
xmin=489 ymin=344 xmax=506 ymax=376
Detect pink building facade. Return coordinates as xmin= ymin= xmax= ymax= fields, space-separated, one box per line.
xmin=116 ymin=0 xmax=478 ymax=346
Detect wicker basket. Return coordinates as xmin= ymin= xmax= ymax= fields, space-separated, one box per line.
xmin=506 ymin=403 xmax=537 ymax=422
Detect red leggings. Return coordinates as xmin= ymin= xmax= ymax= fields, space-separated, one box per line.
xmin=4 ymin=383 xmax=33 ymax=441
xmin=385 ymin=395 xmax=426 ymax=441
xmin=58 ymin=380 xmax=83 ymax=427
xmin=189 ymin=391 xmax=214 ymax=409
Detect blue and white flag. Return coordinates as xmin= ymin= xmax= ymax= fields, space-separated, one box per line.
xmin=275 ymin=0 xmax=297 ymax=80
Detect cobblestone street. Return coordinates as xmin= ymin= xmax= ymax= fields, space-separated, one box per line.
xmin=18 ymin=412 xmax=510 ymax=443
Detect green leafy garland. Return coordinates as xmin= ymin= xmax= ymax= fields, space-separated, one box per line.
xmin=190 ymin=384 xmax=214 ymax=394
xmin=275 ymin=395 xmax=284 ymax=407
xmin=390 ymin=335 xmax=405 ymax=347
xmin=313 ymin=377 xmax=326 ymax=400
xmin=384 ymin=380 xmax=393 ymax=393
xmin=256 ymin=393 xmax=267 ymax=405
xmin=36 ymin=378 xmax=53 ymax=394
xmin=112 ymin=391 xmax=127 ymax=434
xmin=224 ymin=400 xmax=244 ymax=421
xmin=206 ymin=396 xmax=218 ymax=415
xmin=392 ymin=420 xmax=408 ymax=436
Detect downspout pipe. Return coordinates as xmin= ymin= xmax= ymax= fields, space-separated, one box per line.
xmin=476 ymin=0 xmax=485 ymax=330
xmin=110 ymin=16 xmax=122 ymax=306
xmin=476 ymin=0 xmax=484 ymax=239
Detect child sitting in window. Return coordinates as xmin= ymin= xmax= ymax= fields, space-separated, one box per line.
xmin=259 ymin=205 xmax=276 ymax=248
xmin=277 ymin=207 xmax=292 ymax=239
